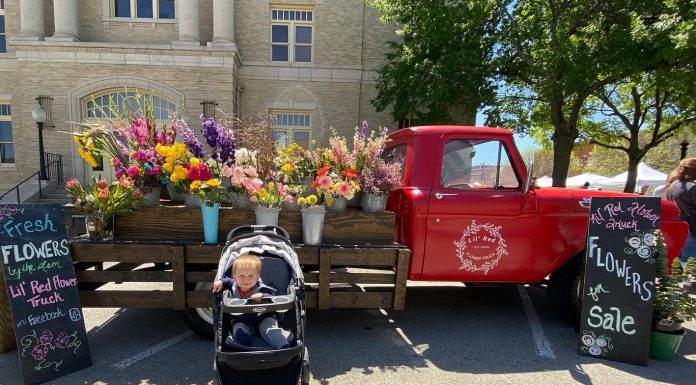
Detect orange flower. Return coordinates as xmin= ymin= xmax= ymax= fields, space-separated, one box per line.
xmin=317 ymin=163 xmax=330 ymax=176
xmin=341 ymin=168 xmax=357 ymax=179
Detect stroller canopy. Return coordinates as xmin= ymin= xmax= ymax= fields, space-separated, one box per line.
xmin=215 ymin=234 xmax=304 ymax=285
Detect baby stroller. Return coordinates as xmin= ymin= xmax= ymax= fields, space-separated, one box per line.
xmin=213 ymin=225 xmax=310 ymax=385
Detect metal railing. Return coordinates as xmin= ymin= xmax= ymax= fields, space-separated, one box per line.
xmin=0 ymin=153 xmax=64 ymax=203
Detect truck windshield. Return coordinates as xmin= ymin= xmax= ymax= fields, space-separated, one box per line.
xmin=441 ymin=139 xmax=519 ymax=189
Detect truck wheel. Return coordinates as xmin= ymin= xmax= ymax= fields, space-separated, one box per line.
xmin=182 ymin=282 xmax=214 ymax=340
xmin=548 ymin=257 xmax=582 ymax=325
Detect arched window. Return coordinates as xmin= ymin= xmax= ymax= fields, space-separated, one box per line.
xmin=85 ymin=90 xmax=177 ymax=121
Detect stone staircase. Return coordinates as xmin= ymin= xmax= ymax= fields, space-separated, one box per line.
xmin=34 ymin=182 xmax=72 ymax=205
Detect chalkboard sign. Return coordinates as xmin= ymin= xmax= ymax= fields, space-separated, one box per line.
xmin=578 ymin=197 xmax=660 ymax=366
xmin=0 ymin=204 xmax=92 ymax=385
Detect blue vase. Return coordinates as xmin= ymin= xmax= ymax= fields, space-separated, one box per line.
xmin=200 ymin=203 xmax=220 ymax=244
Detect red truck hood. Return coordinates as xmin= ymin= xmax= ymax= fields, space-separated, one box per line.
xmin=535 ymin=187 xmax=681 ymax=220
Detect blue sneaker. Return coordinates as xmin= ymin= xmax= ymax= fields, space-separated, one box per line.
xmin=234 ymin=329 xmax=253 ymax=346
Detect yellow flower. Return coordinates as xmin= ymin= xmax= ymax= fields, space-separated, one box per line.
xmin=282 ymin=163 xmax=294 ymax=173
xmin=307 ymin=195 xmax=318 ymax=205
xmin=259 ymin=188 xmax=269 ymax=198
xmin=163 ymin=162 xmax=174 ymax=173
xmin=78 ymin=148 xmax=98 ymax=167
xmin=189 ymin=180 xmax=201 ymax=191
xmin=190 ymin=157 xmax=200 ymax=167
xmin=297 ymin=197 xmax=306 ymax=206
xmin=207 ymin=179 xmax=221 ymax=188
xmin=268 ymin=182 xmax=275 ymax=191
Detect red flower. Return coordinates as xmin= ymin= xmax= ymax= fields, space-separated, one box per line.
xmin=317 ymin=163 xmax=330 ymax=176
xmin=342 ymin=169 xmax=357 ymax=179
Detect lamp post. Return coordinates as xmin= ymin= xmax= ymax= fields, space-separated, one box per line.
xmin=32 ymin=104 xmax=47 ymax=180
xmin=680 ymin=139 xmax=690 ymax=160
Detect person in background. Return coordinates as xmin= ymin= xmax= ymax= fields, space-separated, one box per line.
xmin=579 ymin=181 xmax=590 ymax=189
xmin=639 ymin=185 xmax=650 ymax=195
xmin=665 ymin=159 xmax=696 ymax=269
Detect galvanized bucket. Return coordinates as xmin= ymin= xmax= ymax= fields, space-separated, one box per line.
xmin=231 ymin=192 xmax=254 ymax=210
xmin=363 ymin=193 xmax=387 ymax=213
xmin=255 ymin=205 xmax=280 ymax=226
xmin=328 ymin=196 xmax=348 ymax=212
xmin=141 ymin=186 xmax=162 ymax=207
xmin=302 ymin=205 xmax=325 ymax=245
xmin=184 ymin=194 xmax=200 ymax=208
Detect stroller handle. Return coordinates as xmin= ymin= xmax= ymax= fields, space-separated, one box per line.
xmin=227 ymin=225 xmax=290 ymax=242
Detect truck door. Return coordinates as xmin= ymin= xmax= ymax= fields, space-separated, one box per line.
xmin=422 ymin=136 xmax=538 ymax=282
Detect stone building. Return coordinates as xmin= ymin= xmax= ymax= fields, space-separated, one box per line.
xmin=0 ymin=0 xmax=396 ymax=189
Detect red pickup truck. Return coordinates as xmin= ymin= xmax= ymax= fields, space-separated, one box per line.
xmin=383 ymin=126 xmax=688 ymax=321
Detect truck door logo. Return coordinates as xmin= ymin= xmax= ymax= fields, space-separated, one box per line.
xmin=453 ymin=220 xmax=508 ymax=274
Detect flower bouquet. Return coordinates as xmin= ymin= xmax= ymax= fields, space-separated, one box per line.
xmin=274 ymin=142 xmax=319 ymax=201
xmin=247 ymin=181 xmax=294 ymax=226
xmin=65 ymin=176 xmax=144 ymax=240
xmin=221 ymin=148 xmax=260 ymax=209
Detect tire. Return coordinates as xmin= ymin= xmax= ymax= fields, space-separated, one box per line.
xmin=548 ymin=256 xmax=583 ymax=325
xmin=182 ymin=282 xmax=215 ymax=340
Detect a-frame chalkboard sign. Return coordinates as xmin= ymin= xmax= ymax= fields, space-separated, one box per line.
xmin=578 ymin=197 xmax=660 ymax=366
xmin=0 ymin=204 xmax=92 ymax=384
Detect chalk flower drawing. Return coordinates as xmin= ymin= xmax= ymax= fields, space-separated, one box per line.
xmin=453 ymin=220 xmax=508 ymax=274
xmin=21 ymin=329 xmax=82 ymax=371
xmin=0 ymin=205 xmax=24 ymax=225
xmin=579 ymin=330 xmax=613 ymax=356
xmin=624 ymin=231 xmax=656 ymax=263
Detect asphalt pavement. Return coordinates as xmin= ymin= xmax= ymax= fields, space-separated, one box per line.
xmin=1 ymin=283 xmax=695 ymax=385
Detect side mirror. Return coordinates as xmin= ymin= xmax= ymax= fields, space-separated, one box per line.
xmin=524 ymin=159 xmax=535 ymax=194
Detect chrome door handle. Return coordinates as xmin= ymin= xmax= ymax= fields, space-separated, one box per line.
xmin=579 ymin=198 xmax=591 ymax=208
xmin=435 ymin=193 xmax=458 ymax=199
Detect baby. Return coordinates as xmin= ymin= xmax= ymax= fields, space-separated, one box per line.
xmin=213 ymin=255 xmax=293 ymax=349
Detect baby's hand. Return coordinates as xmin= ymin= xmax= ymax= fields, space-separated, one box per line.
xmin=212 ymin=280 xmax=223 ymax=293
xmin=250 ymin=293 xmax=263 ymax=302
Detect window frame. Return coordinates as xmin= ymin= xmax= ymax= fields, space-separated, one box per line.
xmin=0 ymin=5 xmax=6 ymax=54
xmin=270 ymin=8 xmax=314 ymax=63
xmin=0 ymin=102 xmax=15 ymax=166
xmin=440 ymin=139 xmax=521 ymax=190
xmin=109 ymin=0 xmax=175 ymax=21
xmin=269 ymin=111 xmax=313 ymax=149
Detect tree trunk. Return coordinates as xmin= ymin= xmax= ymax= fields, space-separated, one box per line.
xmin=624 ymin=157 xmax=641 ymax=193
xmin=551 ymin=129 xmax=575 ymax=187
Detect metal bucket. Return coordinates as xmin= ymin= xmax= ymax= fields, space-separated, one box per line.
xmin=302 ymin=205 xmax=325 ymax=245
xmin=328 ymin=196 xmax=348 ymax=212
xmin=184 ymin=194 xmax=200 ymax=208
xmin=167 ymin=184 xmax=187 ymax=202
xmin=141 ymin=186 xmax=161 ymax=207
xmin=255 ymin=205 xmax=280 ymax=226
xmin=231 ymin=192 xmax=254 ymax=210
xmin=363 ymin=193 xmax=387 ymax=213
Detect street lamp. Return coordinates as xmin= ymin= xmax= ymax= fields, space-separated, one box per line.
xmin=32 ymin=104 xmax=47 ymax=180
xmin=680 ymin=139 xmax=690 ymax=160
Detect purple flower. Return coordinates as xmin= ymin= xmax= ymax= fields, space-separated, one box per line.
xmin=31 ymin=344 xmax=49 ymax=361
xmin=175 ymin=118 xmax=205 ymax=158
xmin=200 ymin=116 xmax=236 ymax=165
xmin=39 ymin=330 xmax=53 ymax=345
xmin=54 ymin=332 xmax=69 ymax=349
xmin=360 ymin=120 xmax=369 ymax=139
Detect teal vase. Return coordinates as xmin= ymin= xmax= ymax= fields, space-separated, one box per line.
xmin=200 ymin=203 xmax=220 ymax=244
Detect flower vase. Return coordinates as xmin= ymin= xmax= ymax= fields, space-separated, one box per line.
xmin=363 ymin=192 xmax=388 ymax=213
xmin=301 ymin=205 xmax=325 ymax=245
xmin=327 ymin=196 xmax=348 ymax=212
xmin=200 ymin=203 xmax=220 ymax=244
xmin=185 ymin=194 xmax=200 ymax=208
xmin=231 ymin=192 xmax=254 ymax=210
xmin=85 ymin=213 xmax=114 ymax=241
xmin=166 ymin=184 xmax=186 ymax=203
xmin=255 ymin=205 xmax=280 ymax=226
xmin=141 ymin=186 xmax=162 ymax=207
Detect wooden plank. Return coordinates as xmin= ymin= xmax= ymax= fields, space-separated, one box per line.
xmin=318 ymin=250 xmax=331 ymax=310
xmin=113 ymin=207 xmax=394 ymax=244
xmin=393 ymin=249 xmax=410 ymax=310
xmin=71 ymin=243 xmax=176 ymax=263
xmin=296 ymin=247 xmax=319 ymax=265
xmin=186 ymin=271 xmax=216 ymax=283
xmin=330 ymin=272 xmax=395 ymax=284
xmin=321 ymin=248 xmax=397 ymax=266
xmin=330 ymin=292 xmax=394 ymax=308
xmin=186 ymin=290 xmax=214 ymax=308
xmin=185 ymin=244 xmax=224 ymax=264
xmin=171 ymin=246 xmax=186 ymax=310
xmin=75 ymin=270 xmax=171 ymax=282
xmin=79 ymin=291 xmax=173 ymax=308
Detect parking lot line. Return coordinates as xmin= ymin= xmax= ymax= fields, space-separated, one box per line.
xmin=111 ymin=330 xmax=194 ymax=370
xmin=518 ymin=285 xmax=556 ymax=359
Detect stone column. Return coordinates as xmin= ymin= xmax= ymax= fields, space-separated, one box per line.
xmin=19 ymin=0 xmax=45 ymax=40
xmin=174 ymin=0 xmax=200 ymax=46
xmin=49 ymin=0 xmax=80 ymax=41
xmin=209 ymin=0 xmax=236 ymax=48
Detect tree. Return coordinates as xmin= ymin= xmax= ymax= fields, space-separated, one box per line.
xmin=487 ymin=0 xmax=695 ymax=187
xmin=582 ymin=70 xmax=696 ymax=192
xmin=366 ymin=0 xmax=500 ymax=125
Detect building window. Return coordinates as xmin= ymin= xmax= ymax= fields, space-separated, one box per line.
xmin=0 ymin=4 xmax=6 ymax=54
xmin=270 ymin=112 xmax=312 ymax=149
xmin=85 ymin=91 xmax=177 ymax=121
xmin=271 ymin=9 xmax=313 ymax=63
xmin=0 ymin=103 xmax=14 ymax=164
xmin=113 ymin=0 xmax=175 ymax=19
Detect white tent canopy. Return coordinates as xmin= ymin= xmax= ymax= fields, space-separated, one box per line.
xmin=536 ymin=176 xmax=553 ymax=187
xmin=566 ymin=173 xmax=610 ymax=188
xmin=597 ymin=162 xmax=668 ymax=192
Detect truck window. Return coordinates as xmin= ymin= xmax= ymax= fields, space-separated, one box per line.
xmin=441 ymin=139 xmax=520 ymax=189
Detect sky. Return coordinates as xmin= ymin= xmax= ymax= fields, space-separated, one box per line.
xmin=475 ymin=112 xmax=538 ymax=152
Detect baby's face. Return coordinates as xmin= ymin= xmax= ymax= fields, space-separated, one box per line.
xmin=233 ymin=266 xmax=260 ymax=291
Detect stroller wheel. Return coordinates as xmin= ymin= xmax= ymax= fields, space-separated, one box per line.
xmin=301 ymin=347 xmax=310 ymax=385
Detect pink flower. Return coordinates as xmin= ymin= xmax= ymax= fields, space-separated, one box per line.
xmin=231 ymin=176 xmax=242 ymax=186
xmin=39 ymin=330 xmax=53 ymax=345
xmin=250 ymin=196 xmax=258 ymax=203
xmin=222 ymin=164 xmax=234 ymax=178
xmin=337 ymin=181 xmax=351 ymax=197
xmin=112 ymin=157 xmax=122 ymax=168
xmin=66 ymin=178 xmax=81 ymax=189
xmin=54 ymin=332 xmax=69 ymax=349
xmin=317 ymin=175 xmax=332 ymax=189
xmin=247 ymin=167 xmax=258 ymax=178
xmin=31 ymin=344 xmax=48 ymax=361
xmin=126 ymin=166 xmax=140 ymax=178
xmin=251 ymin=178 xmax=264 ymax=189
xmin=233 ymin=166 xmax=244 ymax=179
xmin=284 ymin=195 xmax=294 ymax=203
xmin=119 ymin=177 xmax=133 ymax=189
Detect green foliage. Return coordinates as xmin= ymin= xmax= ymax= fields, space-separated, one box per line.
xmin=367 ymin=0 xmax=500 ymax=124
xmin=653 ymin=231 xmax=696 ymax=324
